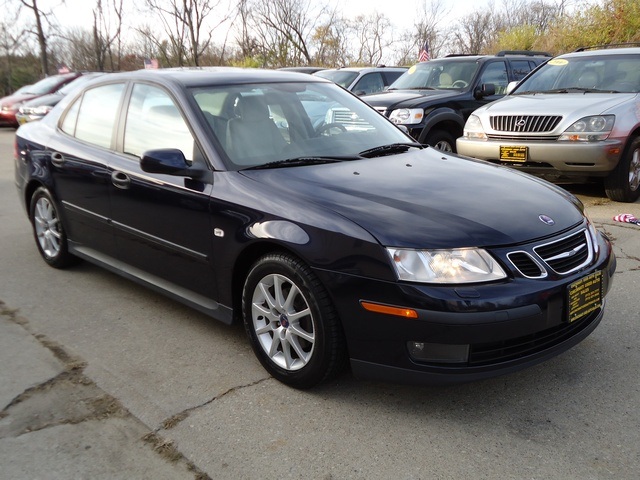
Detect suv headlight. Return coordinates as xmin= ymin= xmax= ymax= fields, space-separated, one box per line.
xmin=389 ymin=108 xmax=423 ymax=125
xmin=462 ymin=114 xmax=487 ymax=139
xmin=387 ymin=247 xmax=507 ymax=284
xmin=558 ymin=115 xmax=614 ymax=142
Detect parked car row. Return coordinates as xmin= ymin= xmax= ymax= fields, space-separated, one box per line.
xmin=0 ymin=72 xmax=83 ymax=127
xmin=15 ymin=67 xmax=615 ymax=388
xmin=456 ymin=45 xmax=640 ymax=203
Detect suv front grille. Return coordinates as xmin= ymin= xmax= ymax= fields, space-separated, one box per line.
xmin=490 ymin=115 xmax=562 ymax=132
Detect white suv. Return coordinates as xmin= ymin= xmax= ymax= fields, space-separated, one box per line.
xmin=457 ymin=45 xmax=640 ymax=202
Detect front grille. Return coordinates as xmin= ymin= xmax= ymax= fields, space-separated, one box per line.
xmin=507 ymin=251 xmax=545 ymax=278
xmin=534 ymin=229 xmax=592 ymax=274
xmin=490 ymin=115 xmax=562 ymax=132
xmin=469 ymin=308 xmax=599 ymax=365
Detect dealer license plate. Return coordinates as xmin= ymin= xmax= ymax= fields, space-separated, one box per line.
xmin=500 ymin=146 xmax=527 ymax=162
xmin=567 ymin=271 xmax=603 ymax=323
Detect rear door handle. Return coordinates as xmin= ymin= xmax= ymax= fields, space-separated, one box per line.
xmin=111 ymin=171 xmax=131 ymax=190
xmin=51 ymin=151 xmax=65 ymax=167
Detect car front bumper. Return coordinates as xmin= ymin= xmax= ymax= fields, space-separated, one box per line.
xmin=456 ymin=137 xmax=623 ymax=177
xmin=316 ymin=229 xmax=615 ymax=385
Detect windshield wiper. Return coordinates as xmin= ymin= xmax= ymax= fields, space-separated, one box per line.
xmin=243 ymin=155 xmax=361 ymax=170
xmin=358 ymin=142 xmax=423 ymax=158
xmin=543 ymin=87 xmax=609 ymax=94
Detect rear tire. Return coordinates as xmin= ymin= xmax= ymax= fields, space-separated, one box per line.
xmin=604 ymin=136 xmax=640 ymax=202
xmin=30 ymin=187 xmax=78 ymax=268
xmin=242 ymin=253 xmax=347 ymax=389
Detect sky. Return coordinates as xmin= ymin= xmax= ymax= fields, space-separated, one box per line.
xmin=37 ymin=0 xmax=485 ymax=33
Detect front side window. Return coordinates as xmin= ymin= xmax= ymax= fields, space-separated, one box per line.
xmin=123 ymin=84 xmax=195 ymax=162
xmin=479 ymin=61 xmax=508 ymax=94
xmin=353 ymin=73 xmax=385 ymax=95
xmin=62 ymin=83 xmax=125 ymax=149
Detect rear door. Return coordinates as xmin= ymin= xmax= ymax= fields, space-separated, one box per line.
xmin=47 ymin=82 xmax=126 ymax=256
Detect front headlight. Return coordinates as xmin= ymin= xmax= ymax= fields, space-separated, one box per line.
xmin=462 ymin=114 xmax=487 ymax=139
xmin=386 ymin=247 xmax=507 ymax=284
xmin=388 ymin=108 xmax=423 ymax=125
xmin=33 ymin=105 xmax=53 ymax=115
xmin=558 ymin=115 xmax=614 ymax=142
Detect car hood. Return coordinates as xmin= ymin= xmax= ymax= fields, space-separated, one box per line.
xmin=22 ymin=93 xmax=63 ymax=108
xmin=239 ymin=150 xmax=583 ymax=249
xmin=482 ymin=92 xmax=635 ymax=116
xmin=363 ymin=89 xmax=460 ymax=110
xmin=0 ymin=93 xmax=36 ymax=106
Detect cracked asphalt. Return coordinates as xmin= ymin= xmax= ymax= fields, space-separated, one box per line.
xmin=1 ymin=129 xmax=639 ymax=479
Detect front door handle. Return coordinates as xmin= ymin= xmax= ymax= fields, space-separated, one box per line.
xmin=111 ymin=171 xmax=131 ymax=190
xmin=51 ymin=151 xmax=65 ymax=167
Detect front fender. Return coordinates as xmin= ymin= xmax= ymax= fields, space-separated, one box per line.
xmin=419 ymin=108 xmax=465 ymax=142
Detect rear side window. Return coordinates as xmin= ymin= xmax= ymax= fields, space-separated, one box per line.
xmin=510 ymin=60 xmax=535 ymax=81
xmin=60 ymin=83 xmax=125 ymax=149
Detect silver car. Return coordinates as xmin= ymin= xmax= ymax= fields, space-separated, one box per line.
xmin=457 ymin=45 xmax=640 ymax=202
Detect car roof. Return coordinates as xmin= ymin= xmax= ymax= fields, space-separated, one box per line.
xmin=559 ymin=46 xmax=640 ymax=58
xmin=86 ymin=67 xmax=331 ymax=89
xmin=316 ymin=66 xmax=407 ymax=73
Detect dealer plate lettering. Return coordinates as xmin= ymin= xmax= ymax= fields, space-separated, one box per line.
xmin=568 ymin=270 xmax=603 ymax=323
xmin=500 ymin=146 xmax=527 ymax=162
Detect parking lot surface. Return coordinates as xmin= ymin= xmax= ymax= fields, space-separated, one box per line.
xmin=1 ymin=128 xmax=639 ymax=479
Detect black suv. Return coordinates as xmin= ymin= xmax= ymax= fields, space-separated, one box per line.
xmin=362 ymin=51 xmax=550 ymax=151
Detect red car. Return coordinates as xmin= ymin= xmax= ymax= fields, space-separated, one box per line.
xmin=0 ymin=72 xmax=81 ymax=127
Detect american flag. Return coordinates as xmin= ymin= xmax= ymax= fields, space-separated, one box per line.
xmin=418 ymin=41 xmax=430 ymax=62
xmin=144 ymin=58 xmax=159 ymax=69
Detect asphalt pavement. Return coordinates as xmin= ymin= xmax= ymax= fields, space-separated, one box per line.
xmin=1 ymin=128 xmax=639 ymax=479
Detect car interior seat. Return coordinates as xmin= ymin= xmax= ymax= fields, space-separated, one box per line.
xmin=576 ymin=70 xmax=600 ymax=89
xmin=226 ymin=95 xmax=286 ymax=165
xmin=438 ymin=72 xmax=453 ymax=87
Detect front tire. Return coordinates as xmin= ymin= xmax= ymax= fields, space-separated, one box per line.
xmin=604 ymin=136 xmax=640 ymax=202
xmin=242 ymin=253 xmax=347 ymax=389
xmin=30 ymin=187 xmax=78 ymax=268
xmin=425 ymin=129 xmax=456 ymax=152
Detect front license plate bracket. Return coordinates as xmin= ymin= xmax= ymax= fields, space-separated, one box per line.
xmin=567 ymin=271 xmax=603 ymax=323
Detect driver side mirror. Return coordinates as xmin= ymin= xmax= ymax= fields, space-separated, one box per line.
xmin=474 ymin=83 xmax=496 ymax=99
xmin=141 ymin=148 xmax=203 ymax=178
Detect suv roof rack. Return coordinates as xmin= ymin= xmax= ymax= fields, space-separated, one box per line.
xmin=496 ymin=50 xmax=551 ymax=57
xmin=574 ymin=42 xmax=640 ymax=52
xmin=444 ymin=54 xmax=480 ymax=58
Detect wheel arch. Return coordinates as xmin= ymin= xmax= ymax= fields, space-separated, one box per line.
xmin=418 ymin=108 xmax=465 ymax=144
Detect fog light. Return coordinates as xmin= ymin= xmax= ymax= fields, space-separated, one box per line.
xmin=408 ymin=342 xmax=469 ymax=364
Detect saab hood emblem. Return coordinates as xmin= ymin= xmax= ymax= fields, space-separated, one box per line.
xmin=539 ymin=214 xmax=555 ymax=226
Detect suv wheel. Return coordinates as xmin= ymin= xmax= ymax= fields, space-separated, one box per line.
xmin=425 ymin=130 xmax=455 ymax=152
xmin=604 ymin=136 xmax=640 ymax=203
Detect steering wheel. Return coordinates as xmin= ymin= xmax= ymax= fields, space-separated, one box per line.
xmin=317 ymin=122 xmax=347 ymax=135
xmin=452 ymin=80 xmax=468 ymax=88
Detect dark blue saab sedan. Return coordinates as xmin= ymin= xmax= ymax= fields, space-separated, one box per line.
xmin=14 ymin=68 xmax=615 ymax=388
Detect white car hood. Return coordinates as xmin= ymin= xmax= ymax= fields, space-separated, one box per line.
xmin=482 ymin=92 xmax=635 ymax=117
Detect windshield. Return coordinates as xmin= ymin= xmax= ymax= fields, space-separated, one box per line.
xmin=390 ymin=60 xmax=480 ymax=90
xmin=313 ymin=70 xmax=359 ymax=89
xmin=514 ymin=54 xmax=640 ymax=93
xmin=190 ymin=81 xmax=412 ymax=170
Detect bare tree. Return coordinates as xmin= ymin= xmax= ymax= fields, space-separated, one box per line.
xmin=142 ymin=0 xmax=230 ymax=66
xmin=16 ymin=0 xmax=60 ymax=75
xmin=92 ymin=0 xmax=124 ymax=71
xmin=452 ymin=6 xmax=499 ymax=53
xmin=348 ymin=12 xmax=393 ymax=66
xmin=0 ymin=6 xmax=25 ymax=93
xmin=311 ymin=9 xmax=351 ymax=67
xmin=248 ymin=0 xmax=327 ymax=67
